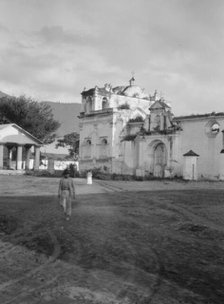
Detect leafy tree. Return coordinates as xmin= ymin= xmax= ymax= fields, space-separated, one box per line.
xmin=129 ymin=115 xmax=144 ymax=123
xmin=0 ymin=95 xmax=60 ymax=143
xmin=56 ymin=132 xmax=79 ymax=160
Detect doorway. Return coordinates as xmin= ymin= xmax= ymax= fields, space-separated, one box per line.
xmin=153 ymin=142 xmax=167 ymax=177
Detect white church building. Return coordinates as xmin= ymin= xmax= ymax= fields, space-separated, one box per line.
xmin=78 ymin=79 xmax=224 ymax=180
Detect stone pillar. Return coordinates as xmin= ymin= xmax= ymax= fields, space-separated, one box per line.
xmin=16 ymin=145 xmax=23 ymax=170
xmin=135 ymin=137 xmax=145 ymax=177
xmin=220 ymin=131 xmax=224 ymax=180
xmin=160 ymin=114 xmax=164 ymax=131
xmin=25 ymin=146 xmax=32 ymax=170
xmin=138 ymin=140 xmax=145 ymax=168
xmin=0 ymin=144 xmax=4 ymax=169
xmin=8 ymin=147 xmax=13 ymax=169
xmin=93 ymin=123 xmax=97 ymax=160
xmin=48 ymin=158 xmax=54 ymax=173
xmin=34 ymin=146 xmax=40 ymax=170
xmin=219 ymin=147 xmax=224 ymax=180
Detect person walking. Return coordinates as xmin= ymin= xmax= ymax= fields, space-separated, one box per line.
xmin=58 ymin=169 xmax=75 ymax=220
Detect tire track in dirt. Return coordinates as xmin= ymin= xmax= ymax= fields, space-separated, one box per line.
xmin=145 ymin=247 xmax=164 ymax=304
xmin=68 ymin=194 xmax=164 ymax=304
xmin=91 ymin=189 xmax=165 ymax=303
xmin=2 ymin=274 xmax=60 ymax=304
xmin=152 ymin=195 xmax=224 ymax=234
xmin=80 ymin=187 xmax=224 ymax=303
xmin=114 ymin=237 xmax=164 ymax=304
xmin=95 ymin=180 xmax=125 ymax=192
xmin=97 ymin=190 xmax=224 ymax=304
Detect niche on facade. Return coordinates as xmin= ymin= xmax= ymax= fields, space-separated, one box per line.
xmin=154 ymin=115 xmax=161 ymax=131
xmin=205 ymin=120 xmax=220 ymax=138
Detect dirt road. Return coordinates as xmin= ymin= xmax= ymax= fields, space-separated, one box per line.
xmin=0 ymin=176 xmax=224 ymax=303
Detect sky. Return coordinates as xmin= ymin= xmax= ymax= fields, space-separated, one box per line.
xmin=0 ymin=0 xmax=224 ymax=115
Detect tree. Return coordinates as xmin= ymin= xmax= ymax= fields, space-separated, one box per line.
xmin=0 ymin=95 xmax=60 ymax=143
xmin=56 ymin=132 xmax=79 ymax=160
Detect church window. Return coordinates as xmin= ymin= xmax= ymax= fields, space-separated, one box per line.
xmin=211 ymin=123 xmax=220 ymax=134
xmin=102 ymin=97 xmax=109 ymax=109
xmin=205 ymin=120 xmax=220 ymax=137
xmin=99 ymin=138 xmax=108 ymax=158
xmin=83 ymin=139 xmax=91 ymax=159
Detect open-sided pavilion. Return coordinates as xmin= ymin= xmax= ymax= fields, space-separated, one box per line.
xmin=0 ymin=124 xmax=42 ymax=171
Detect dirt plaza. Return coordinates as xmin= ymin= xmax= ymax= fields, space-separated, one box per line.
xmin=0 ymin=175 xmax=224 ymax=303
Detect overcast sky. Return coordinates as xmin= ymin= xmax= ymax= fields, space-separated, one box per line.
xmin=0 ymin=0 xmax=223 ymax=115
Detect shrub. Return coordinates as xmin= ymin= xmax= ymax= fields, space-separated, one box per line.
xmin=129 ymin=116 xmax=144 ymax=123
xmin=94 ymin=173 xmax=112 ymax=180
xmin=25 ymin=169 xmax=62 ymax=178
xmin=91 ymin=167 xmax=102 ymax=178
xmin=69 ymin=163 xmax=79 ymax=177
xmin=122 ymin=134 xmax=137 ymax=141
xmin=112 ymin=173 xmax=134 ymax=181
xmin=118 ymin=103 xmax=130 ymax=110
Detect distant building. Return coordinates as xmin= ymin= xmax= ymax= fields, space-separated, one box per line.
xmin=40 ymin=140 xmax=78 ymax=172
xmin=0 ymin=123 xmax=42 ymax=171
xmin=78 ymin=80 xmax=224 ymax=180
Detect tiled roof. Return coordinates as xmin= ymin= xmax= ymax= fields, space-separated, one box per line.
xmin=0 ymin=123 xmax=42 ymax=145
xmin=174 ymin=112 xmax=224 ymax=120
xmin=183 ymin=150 xmax=199 ymax=157
xmin=149 ymin=99 xmax=170 ymax=110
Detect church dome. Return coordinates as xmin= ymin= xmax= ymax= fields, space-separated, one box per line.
xmin=113 ymin=86 xmax=126 ymax=94
xmin=122 ymin=85 xmax=149 ymax=99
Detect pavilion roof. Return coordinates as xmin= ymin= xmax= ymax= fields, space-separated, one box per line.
xmin=0 ymin=123 xmax=42 ymax=146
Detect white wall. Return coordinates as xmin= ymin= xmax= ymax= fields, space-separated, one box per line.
xmin=178 ymin=117 xmax=224 ymax=179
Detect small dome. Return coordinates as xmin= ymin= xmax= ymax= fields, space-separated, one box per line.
xmin=122 ymin=85 xmax=149 ymax=99
xmin=112 ymin=86 xmax=126 ymax=94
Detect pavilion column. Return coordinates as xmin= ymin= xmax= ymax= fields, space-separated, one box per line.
xmin=135 ymin=137 xmax=146 ymax=177
xmin=25 ymin=145 xmax=32 ymax=170
xmin=0 ymin=144 xmax=4 ymax=169
xmin=8 ymin=147 xmax=13 ymax=169
xmin=34 ymin=146 xmax=40 ymax=170
xmin=16 ymin=145 xmax=23 ymax=170
xmin=160 ymin=114 xmax=164 ymax=131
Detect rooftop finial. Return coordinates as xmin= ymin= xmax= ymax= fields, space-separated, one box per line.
xmin=129 ymin=71 xmax=135 ymax=86
xmin=150 ymin=89 xmax=158 ymax=102
xmin=154 ymin=89 xmax=158 ymax=100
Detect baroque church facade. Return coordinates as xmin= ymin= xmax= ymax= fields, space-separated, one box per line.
xmin=78 ymin=79 xmax=224 ymax=180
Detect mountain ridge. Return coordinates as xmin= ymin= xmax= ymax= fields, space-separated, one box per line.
xmin=42 ymin=101 xmax=82 ymax=137
xmin=0 ymin=91 xmax=10 ymax=98
xmin=0 ymin=91 xmax=81 ymax=136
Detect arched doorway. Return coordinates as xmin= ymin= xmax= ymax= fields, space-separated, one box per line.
xmin=153 ymin=142 xmax=167 ymax=177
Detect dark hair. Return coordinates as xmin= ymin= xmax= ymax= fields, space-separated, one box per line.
xmin=63 ymin=169 xmax=70 ymax=176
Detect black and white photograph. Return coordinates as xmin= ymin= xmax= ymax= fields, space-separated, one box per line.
xmin=0 ymin=0 xmax=224 ymax=303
